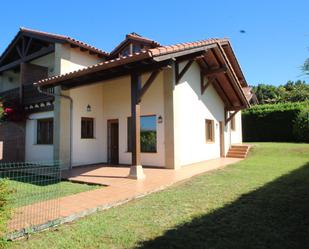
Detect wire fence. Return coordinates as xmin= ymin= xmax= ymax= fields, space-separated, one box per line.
xmin=0 ymin=161 xmax=61 ymax=238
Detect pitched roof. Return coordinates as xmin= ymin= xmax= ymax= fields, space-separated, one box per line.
xmin=0 ymin=27 xmax=109 ymax=61
xmin=36 ymin=38 xmax=228 ymax=86
xmin=109 ymin=32 xmax=161 ymax=56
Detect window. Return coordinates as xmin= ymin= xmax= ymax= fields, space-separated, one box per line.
xmin=81 ymin=117 xmax=94 ymax=139
xmin=37 ymin=118 xmax=53 ymax=144
xmin=132 ymin=44 xmax=142 ymax=53
xmin=127 ymin=115 xmax=157 ymax=153
xmin=205 ymin=119 xmax=215 ymax=143
xmin=120 ymin=48 xmax=130 ymax=57
xmin=231 ymin=116 xmax=236 ymax=131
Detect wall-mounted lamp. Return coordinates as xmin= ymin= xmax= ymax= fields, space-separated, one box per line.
xmin=87 ymin=104 xmax=91 ymax=112
xmin=158 ymin=115 xmax=163 ymax=124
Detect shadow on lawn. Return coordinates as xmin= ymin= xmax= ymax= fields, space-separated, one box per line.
xmin=137 ymin=162 xmax=309 ymax=249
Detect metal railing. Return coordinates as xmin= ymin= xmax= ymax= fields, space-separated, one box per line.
xmin=0 ymin=161 xmax=61 ymax=238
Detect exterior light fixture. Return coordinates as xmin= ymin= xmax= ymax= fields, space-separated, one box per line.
xmin=87 ymin=104 xmax=91 ymax=112
xmin=158 ymin=115 xmax=163 ymax=124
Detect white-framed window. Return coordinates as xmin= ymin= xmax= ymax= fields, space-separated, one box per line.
xmin=205 ymin=119 xmax=215 ymax=143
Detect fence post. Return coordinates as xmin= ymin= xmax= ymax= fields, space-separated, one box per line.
xmin=0 ymin=141 xmax=3 ymax=160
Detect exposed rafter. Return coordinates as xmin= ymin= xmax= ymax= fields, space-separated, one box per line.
xmin=202 ymin=66 xmax=227 ymax=76
xmin=16 ymin=37 xmax=34 ymax=59
xmin=0 ymin=45 xmax=55 ymax=73
xmin=215 ymin=45 xmax=249 ymax=108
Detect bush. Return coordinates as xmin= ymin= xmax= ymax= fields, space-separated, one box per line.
xmin=0 ymin=179 xmax=12 ymax=246
xmin=293 ymin=107 xmax=309 ymax=142
xmin=242 ymin=101 xmax=308 ymax=142
xmin=0 ymin=102 xmax=4 ymax=122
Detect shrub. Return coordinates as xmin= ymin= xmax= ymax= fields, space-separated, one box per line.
xmin=293 ymin=107 xmax=309 ymax=142
xmin=0 ymin=102 xmax=4 ymax=122
xmin=0 ymin=179 xmax=12 ymax=246
xmin=242 ymin=101 xmax=308 ymax=142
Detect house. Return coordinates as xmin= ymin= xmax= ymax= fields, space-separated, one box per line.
xmin=0 ymin=28 xmax=254 ymax=179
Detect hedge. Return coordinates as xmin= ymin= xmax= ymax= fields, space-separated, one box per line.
xmin=242 ymin=101 xmax=309 ymax=142
xmin=293 ymin=107 xmax=309 ymax=142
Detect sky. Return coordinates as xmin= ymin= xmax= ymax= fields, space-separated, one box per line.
xmin=0 ymin=0 xmax=308 ymax=86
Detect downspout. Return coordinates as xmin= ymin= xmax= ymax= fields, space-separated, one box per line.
xmin=37 ymin=86 xmax=73 ymax=170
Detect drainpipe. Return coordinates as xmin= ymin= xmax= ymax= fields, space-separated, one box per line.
xmin=37 ymin=86 xmax=73 ymax=170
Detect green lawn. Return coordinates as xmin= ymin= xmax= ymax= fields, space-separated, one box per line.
xmin=8 ymin=143 xmax=309 ymax=249
xmin=8 ymin=180 xmax=100 ymax=207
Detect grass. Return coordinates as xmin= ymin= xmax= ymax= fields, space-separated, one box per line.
xmin=7 ymin=143 xmax=309 ymax=249
xmin=7 ymin=180 xmax=100 ymax=207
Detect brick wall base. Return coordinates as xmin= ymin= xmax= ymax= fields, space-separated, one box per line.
xmin=0 ymin=122 xmax=25 ymax=162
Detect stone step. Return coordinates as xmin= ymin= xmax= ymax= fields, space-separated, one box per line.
xmin=226 ymin=144 xmax=251 ymax=158
xmin=227 ymin=152 xmax=247 ymax=157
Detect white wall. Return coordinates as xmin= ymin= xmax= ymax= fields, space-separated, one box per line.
xmin=0 ymin=70 xmax=20 ymax=92
xmin=25 ymin=111 xmax=54 ymax=162
xmin=30 ymin=53 xmax=55 ymax=77
xmin=69 ymin=72 xmax=165 ymax=167
xmin=69 ymin=83 xmax=105 ymax=166
xmin=59 ymin=44 xmax=103 ymax=74
xmin=173 ymin=62 xmax=230 ymax=167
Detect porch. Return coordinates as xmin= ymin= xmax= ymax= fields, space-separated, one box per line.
xmin=62 ymin=157 xmax=242 ymax=189
xmin=9 ymin=157 xmax=242 ymax=235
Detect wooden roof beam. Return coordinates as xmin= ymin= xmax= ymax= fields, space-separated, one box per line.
xmin=175 ymin=59 xmax=194 ymax=84
xmin=202 ymin=66 xmax=227 ymax=77
xmin=0 ymin=45 xmax=55 ymax=73
xmin=225 ymin=110 xmax=239 ymax=125
xmin=138 ymin=69 xmax=161 ymax=102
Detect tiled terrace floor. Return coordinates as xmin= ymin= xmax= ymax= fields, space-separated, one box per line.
xmin=8 ymin=157 xmax=242 ymax=234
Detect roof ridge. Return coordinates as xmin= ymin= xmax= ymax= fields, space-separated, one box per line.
xmin=148 ymin=37 xmax=229 ymax=56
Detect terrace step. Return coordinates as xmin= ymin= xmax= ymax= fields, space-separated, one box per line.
xmin=226 ymin=144 xmax=251 ymax=158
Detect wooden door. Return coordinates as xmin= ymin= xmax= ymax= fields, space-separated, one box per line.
xmin=219 ymin=121 xmax=225 ymax=157
xmin=108 ymin=120 xmax=119 ymax=165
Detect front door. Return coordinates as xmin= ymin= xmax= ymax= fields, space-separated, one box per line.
xmin=108 ymin=119 xmax=119 ymax=165
xmin=219 ymin=121 xmax=225 ymax=157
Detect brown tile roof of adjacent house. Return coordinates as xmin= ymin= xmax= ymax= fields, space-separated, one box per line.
xmin=36 ymin=38 xmax=228 ymax=86
xmin=20 ymin=27 xmax=109 ymax=57
xmin=0 ymin=27 xmax=109 ymax=61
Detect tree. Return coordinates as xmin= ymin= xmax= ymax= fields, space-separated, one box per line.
xmin=252 ymin=81 xmax=309 ymax=104
xmin=302 ymin=58 xmax=309 ymax=76
xmin=252 ymin=84 xmax=282 ymax=104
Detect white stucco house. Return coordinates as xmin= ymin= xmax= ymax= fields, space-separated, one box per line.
xmin=0 ymin=28 xmax=254 ymax=179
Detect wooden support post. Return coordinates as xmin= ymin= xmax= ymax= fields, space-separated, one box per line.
xmin=19 ymin=62 xmax=26 ymax=103
xmin=128 ymin=72 xmax=145 ymax=179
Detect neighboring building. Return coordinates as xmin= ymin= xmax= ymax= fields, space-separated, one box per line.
xmin=0 ymin=28 xmax=254 ymax=179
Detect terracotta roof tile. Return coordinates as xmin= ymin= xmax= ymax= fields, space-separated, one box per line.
xmin=36 ymin=37 xmax=229 ymax=86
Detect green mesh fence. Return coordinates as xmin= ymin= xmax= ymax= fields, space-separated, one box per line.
xmin=0 ymin=161 xmax=61 ymax=236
